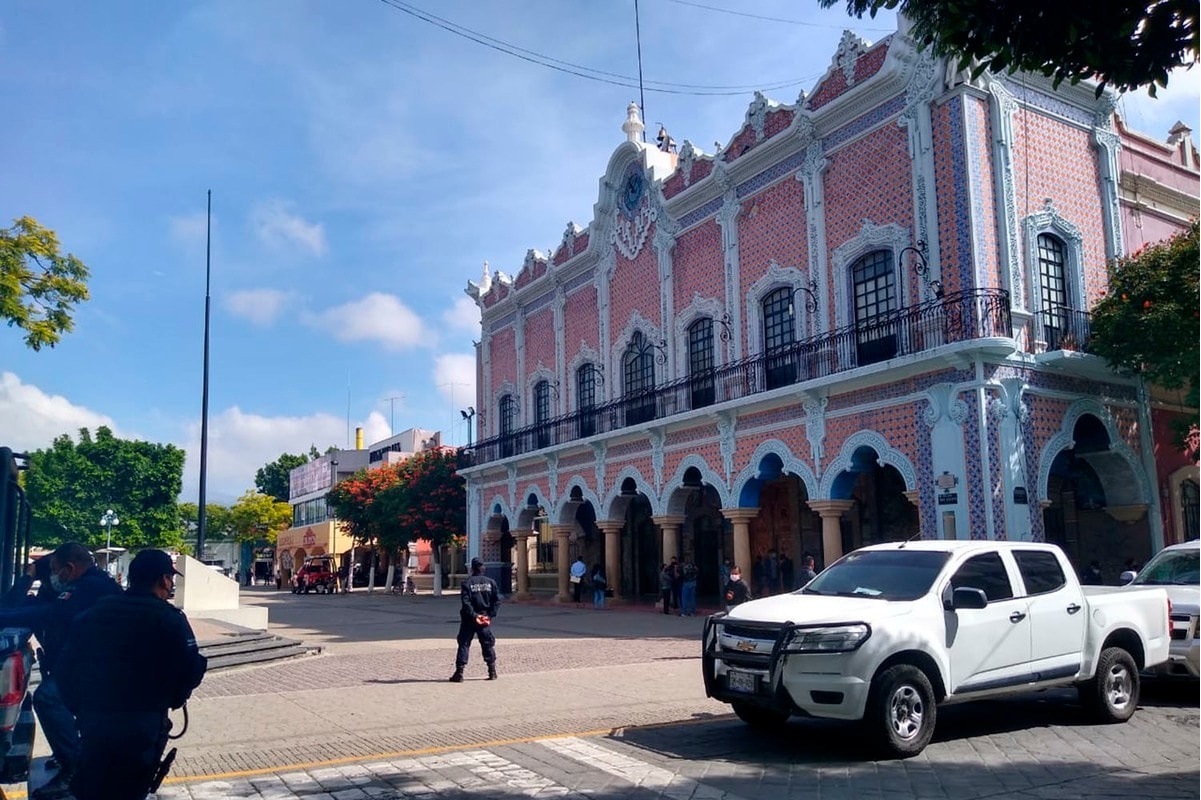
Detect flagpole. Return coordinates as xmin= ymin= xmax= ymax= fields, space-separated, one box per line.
xmin=197 ymin=189 xmax=212 ymax=561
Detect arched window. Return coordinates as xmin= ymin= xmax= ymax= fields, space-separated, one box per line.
xmin=852 ymin=250 xmax=897 ymax=365
xmin=576 ymin=364 xmax=597 ymax=438
xmin=534 ymin=380 xmax=551 ymax=448
xmin=1183 ymin=479 xmax=1200 ymax=540
xmin=762 ymin=287 xmax=796 ymax=389
xmin=499 ymin=394 xmax=516 ymax=457
xmin=1037 ymin=233 xmax=1072 ymax=348
xmin=623 ymin=331 xmax=656 ymax=425
xmin=688 ymin=318 xmax=715 ymax=409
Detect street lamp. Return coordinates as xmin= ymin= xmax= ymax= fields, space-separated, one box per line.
xmin=100 ymin=509 xmax=119 ymax=576
xmin=460 ymin=406 xmax=476 ymax=448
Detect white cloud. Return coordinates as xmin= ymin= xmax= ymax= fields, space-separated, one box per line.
xmin=250 ymin=200 xmax=327 ymax=257
xmin=180 ymin=406 xmax=391 ymax=504
xmin=168 ymin=212 xmax=209 ymax=248
xmin=305 ymin=292 xmax=426 ymax=351
xmin=224 ymin=288 xmax=292 ymax=326
xmin=0 ymin=372 xmax=118 ymax=452
xmin=442 ymin=295 xmax=481 ymax=337
xmin=433 ymin=353 xmax=477 ymax=406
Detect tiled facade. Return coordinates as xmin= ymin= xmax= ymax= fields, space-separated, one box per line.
xmin=461 ymin=21 xmax=1200 ymax=602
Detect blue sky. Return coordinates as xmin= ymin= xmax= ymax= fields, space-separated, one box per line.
xmin=2 ymin=1 xmax=1196 ymax=504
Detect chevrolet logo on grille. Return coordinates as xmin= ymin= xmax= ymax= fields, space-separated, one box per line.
xmin=735 ymin=640 xmax=758 ymax=652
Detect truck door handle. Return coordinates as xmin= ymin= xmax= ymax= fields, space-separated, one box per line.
xmin=1066 ymin=603 xmax=1082 ymax=614
xmin=1009 ymin=611 xmax=1027 ymax=623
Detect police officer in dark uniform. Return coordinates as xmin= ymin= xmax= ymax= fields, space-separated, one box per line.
xmin=57 ymin=549 xmax=208 ymax=800
xmin=449 ymin=557 xmax=500 ymax=682
xmin=0 ymin=542 xmax=121 ymax=799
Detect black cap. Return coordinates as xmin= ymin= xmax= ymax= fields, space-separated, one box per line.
xmin=128 ymin=549 xmax=180 ymax=584
xmin=471 ymin=557 xmax=484 ymax=570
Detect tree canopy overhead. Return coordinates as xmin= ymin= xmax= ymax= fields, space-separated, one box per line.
xmin=24 ymin=426 xmax=186 ymax=550
xmin=821 ymin=0 xmax=1199 ymax=95
xmin=1 ymin=216 xmax=91 ymax=351
xmin=1090 ymin=221 xmax=1199 ymax=448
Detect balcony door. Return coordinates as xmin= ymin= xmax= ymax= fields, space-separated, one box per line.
xmin=688 ymin=318 xmax=716 ymax=409
xmin=853 ymin=250 xmax=897 ymax=365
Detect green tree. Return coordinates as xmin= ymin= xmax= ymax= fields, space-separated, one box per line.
xmin=254 ymin=452 xmax=310 ymax=503
xmin=1 ymin=216 xmax=91 ymax=350
xmin=377 ymin=449 xmax=466 ymax=596
xmin=820 ymin=0 xmax=1198 ymax=95
xmin=227 ymin=490 xmax=293 ymax=543
xmin=178 ymin=501 xmax=234 ymax=542
xmin=1091 ymin=221 xmax=1199 ymax=448
xmin=325 ymin=463 xmax=405 ymax=546
xmin=24 ymin=426 xmax=186 ymax=550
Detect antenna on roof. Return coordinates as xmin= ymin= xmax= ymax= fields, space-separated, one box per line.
xmin=634 ymin=0 xmax=646 ymax=140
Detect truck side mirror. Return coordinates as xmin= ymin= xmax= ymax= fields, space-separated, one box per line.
xmin=1119 ymin=570 xmax=1137 ymax=586
xmin=951 ymin=587 xmax=988 ymax=610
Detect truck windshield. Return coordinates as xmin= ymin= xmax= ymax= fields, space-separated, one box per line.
xmin=1132 ymin=549 xmax=1200 ymax=586
xmin=803 ymin=549 xmax=950 ymax=601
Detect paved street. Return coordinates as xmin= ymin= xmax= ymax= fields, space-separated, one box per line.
xmin=7 ymin=586 xmax=1199 ymax=799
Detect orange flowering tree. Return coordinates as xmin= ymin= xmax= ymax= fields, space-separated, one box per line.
xmin=325 ymin=462 xmax=405 ymax=546
xmin=1092 ymin=220 xmax=1199 ymax=450
xmin=376 ymin=448 xmax=465 ymax=552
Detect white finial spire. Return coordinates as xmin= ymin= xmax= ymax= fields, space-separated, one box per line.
xmin=622 ymin=101 xmax=645 ymax=143
xmin=479 ymin=260 xmax=492 ymax=294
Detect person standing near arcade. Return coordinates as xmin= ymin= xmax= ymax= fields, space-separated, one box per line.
xmin=449 ymin=557 xmax=500 ymax=682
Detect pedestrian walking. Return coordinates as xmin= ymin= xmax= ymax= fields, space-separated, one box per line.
xmin=0 ymin=542 xmax=121 ymax=799
xmin=57 ymin=549 xmax=208 ymax=800
xmin=669 ymin=557 xmax=683 ymax=610
xmin=680 ymin=561 xmax=698 ymax=616
xmin=590 ymin=564 xmax=607 ymax=609
xmin=450 ymin=557 xmax=501 ymax=682
xmin=723 ymin=565 xmax=752 ymax=611
xmin=659 ymin=563 xmax=673 ymax=615
xmin=569 ymin=556 xmax=587 ymax=607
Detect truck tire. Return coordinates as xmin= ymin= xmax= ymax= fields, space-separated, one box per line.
xmin=1079 ymin=646 xmax=1139 ymax=723
xmin=866 ymin=664 xmax=937 ymax=758
xmin=731 ymin=701 xmax=789 ymax=730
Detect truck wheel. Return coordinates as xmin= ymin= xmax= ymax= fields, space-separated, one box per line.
xmin=731 ymin=701 xmax=789 ymax=730
xmin=866 ymin=664 xmax=937 ymax=758
xmin=1079 ymin=646 xmax=1139 ymax=723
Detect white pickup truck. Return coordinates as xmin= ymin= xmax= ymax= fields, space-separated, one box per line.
xmin=702 ymin=540 xmax=1171 ymax=758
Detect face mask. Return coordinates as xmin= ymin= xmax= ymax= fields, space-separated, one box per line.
xmin=730 ymin=574 xmax=741 ymax=582
xmin=49 ymin=574 xmax=67 ymax=593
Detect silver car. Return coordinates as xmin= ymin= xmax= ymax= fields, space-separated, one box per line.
xmin=1124 ymin=539 xmax=1200 ymax=678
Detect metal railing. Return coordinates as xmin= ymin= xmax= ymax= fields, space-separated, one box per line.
xmin=469 ymin=288 xmax=1011 ymax=465
xmin=1033 ymin=305 xmax=1092 ymax=353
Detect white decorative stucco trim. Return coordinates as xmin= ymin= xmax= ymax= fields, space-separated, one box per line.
xmin=744 ymin=259 xmax=814 ymax=356
xmin=1022 ymin=199 xmax=1086 ymax=319
xmin=730 ymin=438 xmax=820 ymax=504
xmin=602 ymin=465 xmax=654 ymax=519
xmin=554 ymin=479 xmax=603 ymax=525
xmin=830 ymin=221 xmax=911 ymax=329
xmin=674 ymin=293 xmax=728 ymax=373
xmin=819 ymin=430 xmax=918 ymax=498
xmin=610 ymin=311 xmax=665 ymax=394
xmin=491 ymin=380 xmax=520 ymax=436
xmin=566 ymin=343 xmax=603 ymax=411
xmin=1034 ymin=398 xmax=1151 ymax=508
xmin=660 ymin=455 xmax=732 ymax=516
xmin=525 ymin=365 xmax=558 ymax=420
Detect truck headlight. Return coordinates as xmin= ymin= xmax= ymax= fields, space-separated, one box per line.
xmin=783 ymin=624 xmax=871 ymax=653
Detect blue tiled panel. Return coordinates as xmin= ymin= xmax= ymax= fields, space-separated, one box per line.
xmin=960 ymin=392 xmax=986 ymax=539
xmin=997 ymin=78 xmax=1093 ymax=126
xmin=825 ymin=96 xmax=907 ymax=150
xmin=678 ymin=196 xmax=724 ymax=231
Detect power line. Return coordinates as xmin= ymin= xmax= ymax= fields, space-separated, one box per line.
xmin=664 ymin=0 xmax=893 ymax=33
xmin=375 ymin=0 xmax=817 ymax=96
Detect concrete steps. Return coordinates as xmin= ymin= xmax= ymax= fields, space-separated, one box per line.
xmin=199 ymin=631 xmax=321 ymax=671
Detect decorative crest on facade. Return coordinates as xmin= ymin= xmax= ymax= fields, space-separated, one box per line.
xmin=834 ymin=30 xmax=869 ymax=85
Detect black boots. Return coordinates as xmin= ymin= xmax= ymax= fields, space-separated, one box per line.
xmin=448 ymin=670 xmax=463 ymax=683
xmin=487 ymin=665 xmax=498 ymax=680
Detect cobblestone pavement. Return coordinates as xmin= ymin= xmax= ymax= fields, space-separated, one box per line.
xmin=6 ymin=590 xmax=1198 ymax=799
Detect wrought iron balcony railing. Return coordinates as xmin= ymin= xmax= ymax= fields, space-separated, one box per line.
xmin=469 ymin=288 xmax=1011 ymax=465
xmin=1033 ymin=305 xmax=1093 ymax=353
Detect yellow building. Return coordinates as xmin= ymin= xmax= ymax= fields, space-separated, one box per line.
xmin=275 ymin=520 xmax=355 ymax=584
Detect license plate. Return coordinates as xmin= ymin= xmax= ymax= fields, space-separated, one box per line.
xmin=727 ymin=670 xmax=757 ymax=694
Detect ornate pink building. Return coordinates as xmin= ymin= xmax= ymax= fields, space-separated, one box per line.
xmin=461 ymin=19 xmax=1200 ymax=603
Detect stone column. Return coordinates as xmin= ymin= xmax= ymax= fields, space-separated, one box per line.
xmin=553 ymin=525 xmax=573 ymax=603
xmin=808 ymin=500 xmax=854 ymax=569
xmin=652 ymin=515 xmax=684 ymax=565
xmin=515 ymin=531 xmax=532 ymax=601
xmin=598 ymin=521 xmax=624 ymax=603
xmin=903 ymin=490 xmax=920 ymax=508
xmin=722 ymin=508 xmax=759 ymax=577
